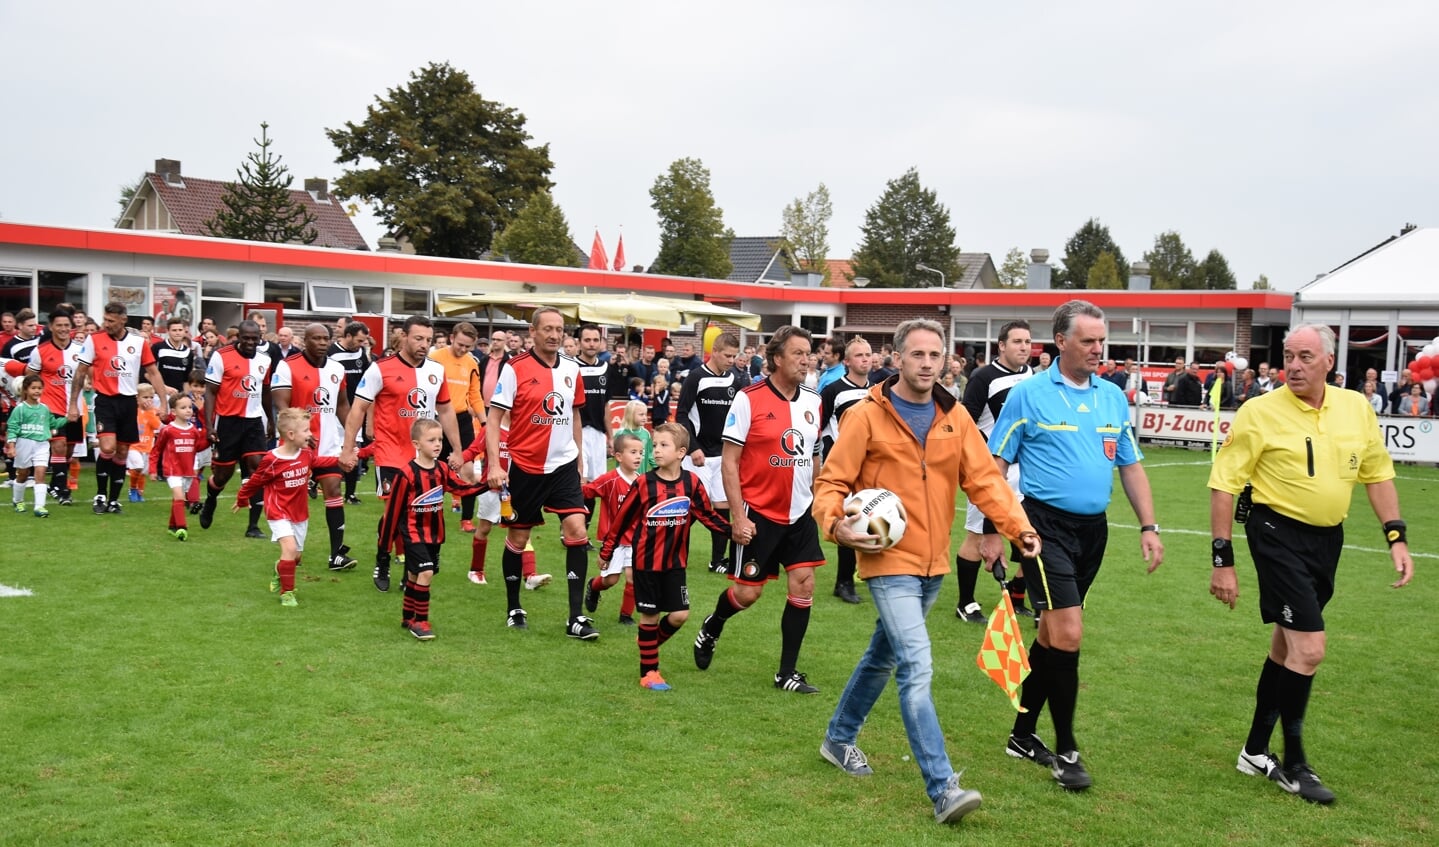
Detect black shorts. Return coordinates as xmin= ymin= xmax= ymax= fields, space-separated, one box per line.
xmin=506 ymin=458 xmax=586 ymax=528
xmin=731 ymin=508 xmax=826 ymax=586
xmin=94 ymin=394 xmax=140 ymax=444
xmin=439 ymin=413 xmax=475 ymax=463
xmin=633 ymin=568 xmax=690 ymax=614
xmin=312 ymin=460 xmax=343 ymax=479
xmin=1017 ymin=499 xmax=1108 ymax=611
xmin=404 ymin=541 xmax=442 ymax=575
xmin=214 ymin=415 xmax=267 ymax=465
xmin=58 ymin=419 xmax=83 ymax=444
xmin=1245 ymin=504 xmax=1341 ymax=632
xmin=376 ymin=466 xmax=402 ymax=498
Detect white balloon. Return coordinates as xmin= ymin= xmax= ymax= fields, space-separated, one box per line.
xmin=1424 ymin=344 xmax=1439 ymax=357
xmin=1432 ymin=336 xmax=1439 ymax=347
xmin=1233 ymin=356 xmax=1248 ymax=371
xmin=1425 ymin=378 xmax=1438 ymax=395
xmin=1224 ymin=351 xmax=1236 ymax=361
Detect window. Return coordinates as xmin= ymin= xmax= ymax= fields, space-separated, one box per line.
xmin=202 ymin=280 xmax=246 ymax=299
xmin=38 ymin=270 xmax=87 ymax=317
xmin=1194 ymin=321 xmax=1235 ymax=347
xmin=1148 ymin=323 xmax=1187 ymax=345
xmin=103 ymin=275 xmax=150 ymax=320
xmin=307 ymin=282 xmax=355 ymax=313
xmin=263 ymin=279 xmax=305 ymax=310
xmin=393 ymin=288 xmax=430 ymax=315
xmin=798 ymin=314 xmax=828 ymax=338
xmin=1 ymin=269 xmax=33 ymax=314
xmin=354 ymin=286 xmax=384 ymax=314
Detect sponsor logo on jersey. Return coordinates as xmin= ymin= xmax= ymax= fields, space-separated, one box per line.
xmin=109 ymin=355 xmax=127 ymax=373
xmin=240 ymin=375 xmax=259 ymax=394
xmin=769 ymin=427 xmax=811 ymax=468
xmin=412 ymin=485 xmax=445 ymax=512
xmin=564 ymin=375 xmax=573 ymax=388
xmin=311 ymin=386 xmax=332 ymax=409
xmin=647 ymin=496 xmax=691 ymax=519
xmin=531 ymin=391 xmax=570 ymax=426
xmin=401 ymin=387 xmax=432 ymax=419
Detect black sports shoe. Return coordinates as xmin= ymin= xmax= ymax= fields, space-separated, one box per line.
xmin=105 ymin=501 xmax=122 ymax=514
xmin=834 ymin=582 xmax=862 ymax=604
xmin=1006 ymin=733 xmax=1057 ymax=767
xmin=329 ymin=548 xmax=359 ymax=572
xmin=774 ymin=669 xmax=819 ymax=694
xmin=566 ymin=616 xmax=600 ymax=641
xmin=92 ymin=495 xmax=107 ymax=515
xmin=1283 ymin=763 xmax=1336 ymax=805
xmin=616 ymin=614 xmax=636 ymax=626
xmin=187 ymin=501 xmax=202 ymax=514
xmin=1051 ymin=751 xmax=1092 ymax=791
xmin=956 ymin=601 xmax=986 ymax=623
xmin=344 ymin=495 xmax=361 ymax=506
xmin=707 ymin=560 xmax=729 ymax=575
xmin=694 ymin=621 xmax=718 ymax=670
xmin=57 ymin=494 xmax=73 ymax=507
xmin=584 ymin=581 xmax=600 ymax=613
xmin=506 ymin=608 xmax=528 ymax=630
xmin=373 ymin=563 xmax=390 ymax=593
xmin=245 ymin=526 xmax=264 ymax=539
xmin=1013 ymin=602 xmax=1035 ymax=618
xmin=199 ymin=498 xmax=217 ymax=529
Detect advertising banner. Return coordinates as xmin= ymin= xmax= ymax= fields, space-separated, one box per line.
xmin=1134 ymin=406 xmax=1439 ymax=463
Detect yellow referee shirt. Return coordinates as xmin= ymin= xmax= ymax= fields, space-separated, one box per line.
xmin=428 ymin=348 xmax=482 ymax=416
xmin=1209 ymin=384 xmax=1394 ymax=527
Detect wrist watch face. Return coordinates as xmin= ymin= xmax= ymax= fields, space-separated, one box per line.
xmin=1213 ymin=539 xmax=1227 ymax=549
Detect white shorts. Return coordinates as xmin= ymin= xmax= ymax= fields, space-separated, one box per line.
xmin=475 ymin=487 xmax=500 ymax=523
xmin=194 ymin=447 xmax=213 ymax=471
xmin=681 ymin=454 xmax=726 ymax=505
xmin=268 ymin=518 xmax=309 ymax=551
xmin=581 ymin=426 xmax=609 ymax=481
xmin=13 ymin=439 xmax=49 ymax=469
xmin=600 ymin=545 xmax=632 ymax=578
xmin=166 ymin=475 xmax=194 ymax=490
xmin=965 ymin=462 xmax=1022 ymax=534
xmin=126 ymin=449 xmax=148 ymax=471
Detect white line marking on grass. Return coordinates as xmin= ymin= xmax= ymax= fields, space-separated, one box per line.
xmin=1141 ymin=461 xmax=1214 ymax=468
xmin=1 ymin=583 xmax=34 ymax=597
xmin=1108 ymin=522 xmax=1437 ymax=560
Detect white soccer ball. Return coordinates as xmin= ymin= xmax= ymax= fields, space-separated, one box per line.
xmin=843 ymin=488 xmax=908 ymax=550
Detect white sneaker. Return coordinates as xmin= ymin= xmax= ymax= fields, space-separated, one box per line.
xmin=467 ymin=571 xmax=487 ymax=585
xmin=524 ymin=573 xmax=552 ymax=590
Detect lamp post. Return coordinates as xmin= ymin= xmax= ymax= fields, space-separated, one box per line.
xmin=915 ymin=263 xmax=945 ymax=289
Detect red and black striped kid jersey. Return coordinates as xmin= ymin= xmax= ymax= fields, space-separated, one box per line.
xmin=598 ymin=470 xmax=729 ymax=572
xmin=377 ymin=460 xmax=487 ymax=547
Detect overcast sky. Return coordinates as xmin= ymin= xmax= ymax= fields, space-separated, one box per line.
xmin=3 ymin=1 xmax=1436 ymax=291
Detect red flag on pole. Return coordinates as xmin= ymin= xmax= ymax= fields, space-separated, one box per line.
xmin=588 ymin=230 xmax=608 ymax=271
xmin=613 ymin=234 xmax=626 ymax=271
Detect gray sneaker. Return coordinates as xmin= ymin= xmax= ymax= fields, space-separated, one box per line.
xmin=820 ymin=737 xmax=873 ymax=777
xmin=933 ymin=774 xmax=982 ymax=824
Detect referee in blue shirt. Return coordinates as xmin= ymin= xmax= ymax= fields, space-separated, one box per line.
xmin=989 ymin=300 xmax=1165 ymax=791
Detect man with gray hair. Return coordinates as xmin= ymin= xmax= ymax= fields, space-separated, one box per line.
xmin=988 ymin=299 xmax=1164 ymax=791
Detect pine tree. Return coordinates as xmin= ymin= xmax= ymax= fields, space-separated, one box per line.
xmin=205 ymin=123 xmax=317 ymax=245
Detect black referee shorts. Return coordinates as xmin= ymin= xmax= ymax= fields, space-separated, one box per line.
xmin=1245 ymin=504 xmax=1342 ymax=632
xmin=507 ymin=457 xmax=586 ymax=528
xmin=1017 ymin=498 xmax=1109 ymax=612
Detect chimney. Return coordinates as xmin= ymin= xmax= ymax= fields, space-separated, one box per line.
xmin=377 ymin=236 xmax=402 ymax=253
xmin=155 ymin=158 xmax=183 ymax=186
xmin=1128 ymin=260 xmax=1152 ymax=291
xmin=1026 ymin=248 xmax=1052 ymax=290
xmin=305 ymin=178 xmax=329 ymax=202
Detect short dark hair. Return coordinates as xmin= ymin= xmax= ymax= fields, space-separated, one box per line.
xmin=402 ymin=315 xmax=432 ymax=334
xmin=997 ymin=320 xmax=1031 ymax=344
xmin=48 ymin=305 xmax=75 ymax=324
xmin=343 ymin=322 xmax=369 ymax=338
xmin=578 ymin=323 xmax=602 ymax=340
xmin=167 ymin=318 xmax=186 ymax=329
xmin=103 ymin=301 xmax=127 ymax=318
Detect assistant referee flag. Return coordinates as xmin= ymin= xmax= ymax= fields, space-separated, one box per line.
xmin=976 ymin=583 xmax=1031 ymax=711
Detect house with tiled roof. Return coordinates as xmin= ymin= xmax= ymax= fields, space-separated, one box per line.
xmin=824 ymin=253 xmax=996 ymax=289
xmin=117 ymin=159 xmax=369 ymax=250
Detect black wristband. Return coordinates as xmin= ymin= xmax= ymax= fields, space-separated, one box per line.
xmin=1212 ymin=538 xmax=1235 ymax=568
xmin=1384 ymin=520 xmax=1408 ymax=548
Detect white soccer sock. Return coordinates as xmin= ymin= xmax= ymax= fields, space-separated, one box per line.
xmin=34 ymin=479 xmax=47 ymax=509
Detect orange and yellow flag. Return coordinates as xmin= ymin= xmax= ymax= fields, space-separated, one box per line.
xmin=975 ymin=589 xmax=1031 ymax=711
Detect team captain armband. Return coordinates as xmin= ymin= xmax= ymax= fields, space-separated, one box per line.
xmin=1384 ymin=520 xmax=1408 ymax=548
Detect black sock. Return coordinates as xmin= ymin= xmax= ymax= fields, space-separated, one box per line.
xmin=778 ymin=596 xmax=812 ymax=674
xmin=565 ymin=541 xmax=588 ymax=618
xmin=955 ymin=556 xmax=981 ymax=608
xmin=49 ymin=459 xmax=68 ymax=493
xmin=95 ymin=456 xmax=109 ymax=497
xmin=248 ymin=502 xmax=263 ymax=531
xmin=326 ymin=503 xmax=345 ymax=558
xmin=835 ymin=545 xmax=856 ymax=587
xmin=1244 ymin=657 xmax=1285 ymax=755
xmin=707 ymin=587 xmax=744 ymax=638
xmin=1012 ymin=641 xmax=1050 ymax=737
xmin=107 ymin=460 xmax=125 ymax=503
xmin=344 ymin=468 xmax=358 ymax=498
xmin=1277 ymin=665 xmax=1315 ymax=769
xmin=1047 ymin=647 xmax=1081 ymax=754
xmin=461 ymin=493 xmax=476 ymax=521
xmin=205 ymin=477 xmax=222 ymax=503
xmin=712 ymin=508 xmax=730 ymax=564
xmin=502 ymin=543 xmax=523 ymax=611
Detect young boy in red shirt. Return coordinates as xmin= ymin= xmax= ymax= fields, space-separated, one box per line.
xmin=150 ymin=393 xmax=204 ymax=540
xmin=583 ymin=432 xmax=643 ymax=624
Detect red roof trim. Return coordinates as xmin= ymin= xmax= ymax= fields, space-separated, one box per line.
xmin=0 ymin=222 xmax=1293 ymax=310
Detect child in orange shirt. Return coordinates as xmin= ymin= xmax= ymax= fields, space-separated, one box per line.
xmin=126 ymin=384 xmax=162 ymax=502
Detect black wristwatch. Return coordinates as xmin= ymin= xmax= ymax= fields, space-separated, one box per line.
xmin=1212 ymin=538 xmax=1235 ymax=568
xmin=1140 ymin=524 xmax=1161 ymax=534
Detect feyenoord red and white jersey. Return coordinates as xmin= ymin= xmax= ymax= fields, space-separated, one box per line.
xmin=205 ymin=345 xmax=272 ymax=418
xmin=489 ymin=350 xmax=584 ymax=474
xmin=722 ymin=379 xmax=823 ymax=525
xmin=271 ymin=353 xmax=346 ymax=456
xmin=151 ymin=421 xmax=203 ymax=477
xmin=78 ymin=329 xmax=156 ymax=397
xmin=354 ymin=354 xmax=451 ymax=469
xmin=234 ymin=446 xmax=340 ymax=521
xmin=27 ymin=338 xmax=82 ymax=415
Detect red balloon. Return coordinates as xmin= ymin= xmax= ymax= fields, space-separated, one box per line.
xmin=1224 ymin=361 xmax=1235 ymax=375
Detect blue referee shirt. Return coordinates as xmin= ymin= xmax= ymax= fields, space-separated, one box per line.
xmin=990 ymin=364 xmax=1142 ymax=515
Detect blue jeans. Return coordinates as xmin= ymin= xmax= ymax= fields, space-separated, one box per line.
xmin=825 ymin=574 xmax=952 ymax=800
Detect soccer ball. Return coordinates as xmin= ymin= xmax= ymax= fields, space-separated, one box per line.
xmin=843 ymin=488 xmax=907 ymax=550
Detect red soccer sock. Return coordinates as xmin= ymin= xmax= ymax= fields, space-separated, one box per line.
xmin=589 ymin=576 xmax=605 ymax=593
xmin=470 ymin=537 xmax=488 ymax=574
xmin=170 ymin=499 xmax=186 ymax=530
xmin=277 ymin=559 xmax=297 ymax=594
xmin=521 ymin=547 xmax=537 ymax=579
xmin=620 ymin=581 xmax=636 ymax=617
xmin=187 ymin=476 xmax=201 ymax=503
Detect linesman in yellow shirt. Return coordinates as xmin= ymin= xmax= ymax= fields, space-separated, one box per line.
xmin=1208 ymin=323 xmax=1413 ymax=806
xmin=429 ymin=321 xmax=485 ymax=531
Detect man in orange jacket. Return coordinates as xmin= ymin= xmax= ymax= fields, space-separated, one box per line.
xmin=813 ymin=318 xmax=1040 ymax=826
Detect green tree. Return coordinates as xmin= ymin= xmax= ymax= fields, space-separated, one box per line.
xmin=996 ymin=246 xmax=1027 ymax=288
xmin=327 ymin=62 xmax=554 ymax=259
xmin=780 ymin=182 xmax=832 ymax=280
xmin=490 ymin=190 xmax=579 ymax=267
xmin=204 ymin=123 xmax=317 ymax=245
xmin=114 ymin=177 xmax=142 ymax=225
xmin=1251 ymin=273 xmax=1272 ymax=290
xmin=1196 ymin=248 xmax=1238 ymax=290
xmin=1058 ymin=217 xmax=1128 ymax=289
xmin=1086 ymin=251 xmax=1124 ymax=289
xmin=850 ymin=167 xmax=960 ymax=288
xmin=1144 ymin=230 xmax=1198 ymax=290
xmin=648 ymin=157 xmax=733 ymax=279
